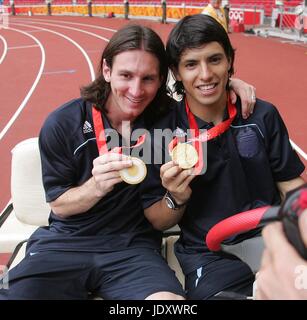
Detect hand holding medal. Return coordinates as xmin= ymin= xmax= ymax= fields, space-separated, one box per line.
xmin=169 ymin=97 xmax=237 ymax=174
xmin=162 ymin=97 xmax=237 ymax=209
xmin=92 ymin=106 xmax=147 ymax=185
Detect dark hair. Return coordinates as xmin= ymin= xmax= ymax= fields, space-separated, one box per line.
xmin=81 ymin=24 xmax=171 ymax=127
xmin=166 ymin=14 xmax=235 ymax=96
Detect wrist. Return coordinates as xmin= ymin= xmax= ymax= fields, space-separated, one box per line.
xmin=165 ymin=191 xmax=189 ymax=210
xmin=90 ymin=177 xmax=106 ymax=199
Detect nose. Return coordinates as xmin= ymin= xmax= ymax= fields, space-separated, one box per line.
xmin=129 ymin=78 xmax=143 ymax=97
xmin=199 ymin=62 xmax=213 ymax=81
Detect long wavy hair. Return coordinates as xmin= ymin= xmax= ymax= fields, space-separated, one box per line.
xmin=81 ymin=24 xmax=172 ymax=127
xmin=166 ymin=14 xmax=235 ymax=97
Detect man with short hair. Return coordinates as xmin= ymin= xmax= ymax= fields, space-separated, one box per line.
xmin=141 ymin=14 xmax=305 ymax=300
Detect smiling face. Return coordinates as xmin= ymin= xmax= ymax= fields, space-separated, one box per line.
xmin=103 ymin=49 xmax=162 ymax=122
xmin=174 ymin=41 xmax=231 ymax=113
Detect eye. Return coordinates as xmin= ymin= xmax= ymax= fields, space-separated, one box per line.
xmin=143 ymin=76 xmax=155 ymax=82
xmin=185 ymin=62 xmax=196 ymax=69
xmin=120 ymin=73 xmax=131 ymax=79
xmin=210 ymin=55 xmax=222 ymax=64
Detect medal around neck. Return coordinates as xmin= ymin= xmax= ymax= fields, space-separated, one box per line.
xmin=120 ymin=157 xmax=147 ymax=184
xmin=171 ymin=143 xmax=198 ymax=169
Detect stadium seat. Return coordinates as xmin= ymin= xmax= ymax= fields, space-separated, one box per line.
xmin=0 ymin=138 xmax=49 ymax=268
xmin=2 ymin=137 xmax=50 ymax=270
xmin=10 ymin=138 xmax=49 ymax=228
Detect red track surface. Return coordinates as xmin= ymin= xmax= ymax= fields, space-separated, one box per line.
xmin=0 ymin=15 xmax=306 ymax=215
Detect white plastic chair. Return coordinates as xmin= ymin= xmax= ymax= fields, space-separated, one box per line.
xmin=0 ymin=138 xmax=50 ymax=269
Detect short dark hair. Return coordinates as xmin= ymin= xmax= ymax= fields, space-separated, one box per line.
xmin=81 ymin=24 xmax=171 ymax=126
xmin=166 ymin=14 xmax=235 ymax=96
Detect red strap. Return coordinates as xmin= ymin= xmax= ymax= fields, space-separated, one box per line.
xmin=92 ymin=106 xmax=145 ymax=155
xmin=185 ymin=98 xmax=203 ymax=174
xmin=92 ymin=106 xmax=108 ymax=155
xmin=193 ymin=98 xmax=237 ymax=143
xmin=169 ymin=97 xmax=237 ymax=174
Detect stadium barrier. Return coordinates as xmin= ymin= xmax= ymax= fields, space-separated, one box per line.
xmin=3 ymin=0 xmax=268 ymax=27
xmin=3 ymin=1 xmax=306 ymax=38
xmin=269 ymin=3 xmax=307 ymax=40
xmin=229 ymin=6 xmax=264 ymax=27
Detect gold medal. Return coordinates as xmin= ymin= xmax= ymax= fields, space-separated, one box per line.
xmin=171 ymin=143 xmax=198 ymax=169
xmin=120 ymin=157 xmax=147 ymax=184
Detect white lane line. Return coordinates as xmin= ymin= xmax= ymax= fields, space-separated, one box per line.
xmin=290 ymin=140 xmax=307 ymax=161
xmin=14 ymin=20 xmax=111 ymax=43
xmin=43 ymin=69 xmax=76 ymax=75
xmin=85 ymin=49 xmax=102 ymax=53
xmin=0 ymin=34 xmax=8 ymax=64
xmin=24 ymin=30 xmax=45 ymax=33
xmin=8 ymin=44 xmax=39 ymax=50
xmin=0 ymin=27 xmax=45 ymax=142
xmin=12 ymin=22 xmax=95 ymax=81
xmin=15 ymin=17 xmax=117 ymax=33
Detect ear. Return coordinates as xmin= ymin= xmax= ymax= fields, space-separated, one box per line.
xmin=102 ymin=59 xmax=111 ymax=83
xmin=227 ymin=57 xmax=233 ymax=73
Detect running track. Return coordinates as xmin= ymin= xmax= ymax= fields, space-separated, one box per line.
xmin=0 ymin=15 xmax=306 ymax=213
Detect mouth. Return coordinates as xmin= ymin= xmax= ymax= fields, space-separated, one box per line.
xmin=197 ymin=83 xmax=218 ymax=95
xmin=126 ymin=96 xmax=143 ymax=104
